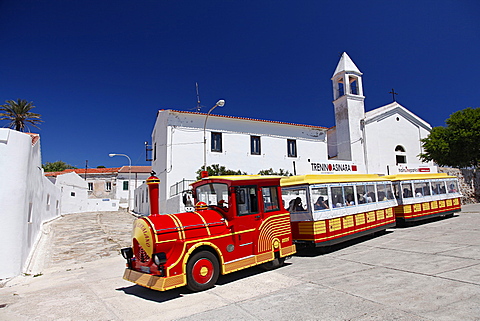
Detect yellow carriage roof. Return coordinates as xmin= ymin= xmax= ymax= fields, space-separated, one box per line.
xmin=384 ymin=173 xmax=456 ymax=181
xmin=280 ymin=174 xmax=390 ymax=186
xmin=197 ymin=175 xmax=283 ymax=183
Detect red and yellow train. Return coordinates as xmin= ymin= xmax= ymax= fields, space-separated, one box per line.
xmin=121 ymin=172 xmax=461 ymax=292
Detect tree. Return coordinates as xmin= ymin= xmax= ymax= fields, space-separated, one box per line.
xmin=196 ymin=164 xmax=247 ymax=180
xmin=419 ymin=107 xmax=480 ymax=169
xmin=0 ymin=99 xmax=42 ymax=132
xmin=43 ymin=161 xmax=77 ymax=172
xmin=257 ymin=168 xmax=292 ymax=176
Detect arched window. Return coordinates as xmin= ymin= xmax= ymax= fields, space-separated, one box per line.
xmin=395 ymin=145 xmax=406 ymax=164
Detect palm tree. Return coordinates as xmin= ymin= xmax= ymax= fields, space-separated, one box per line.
xmin=0 ymin=99 xmax=43 ymax=132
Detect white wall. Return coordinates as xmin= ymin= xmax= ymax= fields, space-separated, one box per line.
xmin=0 ymin=129 xmax=61 ymax=279
xmin=55 ymin=172 xmax=119 ymax=213
xmin=56 ymin=172 xmax=88 ymax=214
xmin=134 ymin=183 xmax=150 ymax=215
xmin=364 ymin=104 xmax=433 ymax=175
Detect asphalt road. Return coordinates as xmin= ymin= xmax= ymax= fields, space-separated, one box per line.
xmin=1 ymin=205 xmax=480 ymax=320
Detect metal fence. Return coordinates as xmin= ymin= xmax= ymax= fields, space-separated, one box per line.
xmin=170 ymin=179 xmax=195 ymax=197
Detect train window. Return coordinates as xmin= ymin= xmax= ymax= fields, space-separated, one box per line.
xmin=312 ymin=187 xmax=329 ymax=210
xmin=401 ymin=182 xmax=413 ymax=198
xmin=422 ymin=182 xmax=431 ymax=196
xmin=365 ymin=184 xmax=376 ymax=202
xmin=357 ymin=185 xmax=367 ymax=204
xmin=345 ymin=185 xmax=355 ymax=205
xmin=393 ymin=183 xmax=400 ymax=199
xmin=331 ymin=186 xmax=344 ymax=207
xmin=236 ymin=186 xmax=258 ymax=215
xmin=447 ymin=180 xmax=458 ymax=193
xmin=433 ymin=181 xmax=447 ymax=194
xmin=282 ymin=188 xmax=308 ymax=212
xmin=262 ymin=186 xmax=280 ymax=212
xmin=386 ymin=183 xmax=395 ymax=200
xmin=377 ymin=184 xmax=387 ymax=201
xmin=414 ymin=182 xmax=425 ymax=197
xmin=196 ymin=183 xmax=229 ymax=209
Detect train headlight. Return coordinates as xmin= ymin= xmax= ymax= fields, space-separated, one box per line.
xmin=121 ymin=247 xmax=133 ymax=260
xmin=153 ymin=252 xmax=167 ymax=266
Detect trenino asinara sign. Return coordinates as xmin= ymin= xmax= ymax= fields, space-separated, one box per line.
xmin=310 ymin=162 xmax=358 ymax=172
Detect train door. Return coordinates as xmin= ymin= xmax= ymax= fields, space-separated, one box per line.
xmin=231 ymin=185 xmax=262 ymax=258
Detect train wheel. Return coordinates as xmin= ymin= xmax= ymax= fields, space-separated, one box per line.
xmin=260 ymin=257 xmax=285 ymax=271
xmin=186 ymin=251 xmax=219 ymax=292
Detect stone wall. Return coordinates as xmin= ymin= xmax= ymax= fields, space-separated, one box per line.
xmin=438 ymin=167 xmax=480 ymax=204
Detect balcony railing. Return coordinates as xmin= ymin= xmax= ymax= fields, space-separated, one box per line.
xmin=170 ymin=179 xmax=195 ymax=197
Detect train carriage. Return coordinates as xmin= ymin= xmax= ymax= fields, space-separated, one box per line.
xmin=280 ymin=174 xmax=397 ymax=247
xmin=384 ymin=173 xmax=462 ymax=224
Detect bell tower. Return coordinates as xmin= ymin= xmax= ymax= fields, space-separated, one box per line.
xmin=331 ymin=52 xmax=365 ymax=166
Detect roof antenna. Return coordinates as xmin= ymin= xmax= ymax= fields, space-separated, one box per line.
xmin=195 ymin=82 xmax=204 ymax=112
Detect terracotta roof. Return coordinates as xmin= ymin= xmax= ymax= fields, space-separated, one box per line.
xmin=161 ymin=109 xmax=328 ymax=130
xmin=25 ymin=133 xmax=40 ymax=145
xmin=118 ymin=166 xmax=152 ymax=173
xmin=45 ymin=167 xmax=121 ymax=177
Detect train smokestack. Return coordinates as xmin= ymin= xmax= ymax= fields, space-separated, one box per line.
xmin=147 ymin=171 xmax=160 ymax=215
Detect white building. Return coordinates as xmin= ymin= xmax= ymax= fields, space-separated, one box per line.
xmin=0 ymin=129 xmax=61 ymax=279
xmin=46 ymin=166 xmax=150 ymax=210
xmin=137 ymin=52 xmax=434 ymax=214
xmin=116 ymin=166 xmax=151 ymax=209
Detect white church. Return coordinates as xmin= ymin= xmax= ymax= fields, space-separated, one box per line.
xmin=135 ymin=52 xmax=434 ymax=214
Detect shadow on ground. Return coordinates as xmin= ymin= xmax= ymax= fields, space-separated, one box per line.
xmin=117 ymin=262 xmax=292 ymax=302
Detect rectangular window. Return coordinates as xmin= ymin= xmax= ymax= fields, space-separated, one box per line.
xmin=312 ymin=187 xmax=329 ymax=210
xmin=414 ymin=182 xmax=425 ymax=197
xmin=377 ymin=184 xmax=387 ymax=201
xmin=396 ymin=155 xmax=406 ymax=164
xmin=236 ymin=186 xmax=259 ymax=215
xmin=123 ymin=180 xmax=129 ymax=191
xmin=251 ymin=136 xmax=261 ymax=155
xmin=401 ymin=182 xmax=414 ymax=198
xmin=282 ymin=188 xmax=308 ymax=212
xmin=211 ymin=132 xmax=222 ymax=152
xmin=349 ymin=76 xmax=358 ymax=95
xmin=287 ymin=139 xmax=297 ymax=157
xmin=365 ymin=184 xmax=376 ymax=202
xmin=105 ymin=181 xmax=112 ymax=191
xmin=433 ymin=181 xmax=447 ymax=194
xmin=262 ymin=186 xmax=279 ymax=212
xmin=447 ymin=180 xmax=458 ymax=193
xmin=88 ymin=182 xmax=93 ymax=191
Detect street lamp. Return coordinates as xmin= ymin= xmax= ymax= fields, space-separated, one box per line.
xmin=109 ymin=153 xmax=132 ymax=210
xmin=203 ymin=99 xmax=225 ymax=176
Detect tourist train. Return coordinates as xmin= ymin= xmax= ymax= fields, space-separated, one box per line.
xmin=121 ymin=172 xmax=461 ymax=292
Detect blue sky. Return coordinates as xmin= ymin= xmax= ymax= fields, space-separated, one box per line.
xmin=1 ymin=1 xmax=479 ymax=168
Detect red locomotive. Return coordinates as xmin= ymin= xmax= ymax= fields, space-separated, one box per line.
xmin=122 ymin=174 xmax=295 ymax=292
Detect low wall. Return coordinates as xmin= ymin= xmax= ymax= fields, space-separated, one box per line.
xmin=438 ymin=167 xmax=480 ymax=204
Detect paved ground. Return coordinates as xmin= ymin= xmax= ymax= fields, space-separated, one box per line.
xmin=1 ymin=205 xmax=480 ymax=320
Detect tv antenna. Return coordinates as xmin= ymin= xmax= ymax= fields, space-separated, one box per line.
xmin=195 ymin=82 xmax=205 ymax=112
